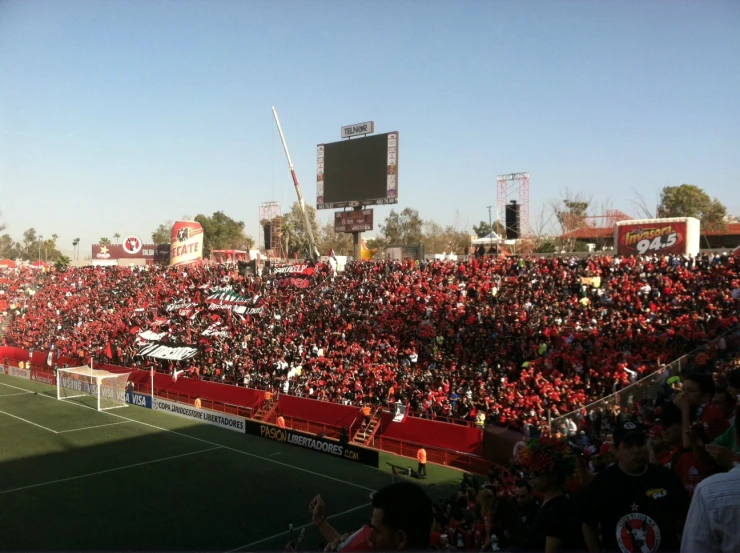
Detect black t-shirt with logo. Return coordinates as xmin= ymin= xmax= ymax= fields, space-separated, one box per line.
xmin=580 ymin=463 xmax=690 ymax=553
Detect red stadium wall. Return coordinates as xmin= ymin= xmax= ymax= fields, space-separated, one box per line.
xmin=1 ymin=347 xmax=483 ymax=454
xmin=277 ymin=394 xmax=363 ymax=432
xmin=379 ymin=412 xmax=483 ymax=455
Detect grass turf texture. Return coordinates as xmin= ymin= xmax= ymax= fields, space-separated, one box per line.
xmin=0 ymin=373 xmax=465 ymax=551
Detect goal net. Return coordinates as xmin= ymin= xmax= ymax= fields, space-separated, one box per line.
xmin=56 ymin=366 xmax=131 ymax=411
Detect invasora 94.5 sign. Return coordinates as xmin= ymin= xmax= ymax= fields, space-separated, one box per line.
xmin=615 ymin=218 xmax=699 ymax=256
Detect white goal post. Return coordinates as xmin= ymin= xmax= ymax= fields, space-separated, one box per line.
xmin=56 ymin=366 xmax=132 ymax=411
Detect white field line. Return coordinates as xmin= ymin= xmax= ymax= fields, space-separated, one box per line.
xmin=0 ymin=380 xmax=377 ymax=493
xmin=56 ymin=421 xmax=132 ymax=433
xmin=0 ymin=391 xmax=34 ymax=398
xmin=225 ymin=502 xmax=372 ymax=553
xmin=0 ymin=446 xmax=222 ymax=495
xmin=0 ymin=409 xmax=58 ymax=433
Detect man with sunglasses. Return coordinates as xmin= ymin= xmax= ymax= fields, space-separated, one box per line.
xmin=580 ymin=421 xmax=690 ymax=553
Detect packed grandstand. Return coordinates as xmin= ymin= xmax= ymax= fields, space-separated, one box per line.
xmin=2 ymin=252 xmax=740 ymax=552
xmin=1 ymin=252 xmax=738 ymax=433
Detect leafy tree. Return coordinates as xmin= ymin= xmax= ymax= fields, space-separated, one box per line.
xmin=0 ymin=234 xmax=16 ymax=259
xmin=316 ymin=221 xmax=353 ymax=256
xmin=422 ymin=221 xmax=471 ymax=254
xmin=151 ymin=221 xmax=172 ymax=245
xmin=556 ymin=199 xmax=590 ymax=234
xmin=22 ymin=228 xmax=38 ymax=253
xmin=54 ymin=255 xmax=71 ymax=271
xmin=380 ymin=208 xmax=423 ymax=245
xmin=42 ymin=234 xmax=62 ymax=262
xmin=658 ymin=184 xmax=727 ymax=229
xmin=194 ymin=211 xmax=254 ymax=258
xmin=535 ymin=241 xmax=557 ymax=254
xmin=472 ymin=220 xmax=506 ymax=238
xmin=282 ymin=202 xmax=319 ymax=259
xmin=99 ymin=237 xmax=111 ymax=246
xmin=113 ymin=233 xmax=121 ymax=244
xmin=0 ymin=211 xmax=6 ymax=234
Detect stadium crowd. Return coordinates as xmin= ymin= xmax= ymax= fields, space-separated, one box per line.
xmin=3 ymin=252 xmax=740 ymax=552
xmin=1 ymin=252 xmax=739 ymax=433
xmin=304 ymin=337 xmax=740 ymax=552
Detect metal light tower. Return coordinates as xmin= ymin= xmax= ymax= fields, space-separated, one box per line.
xmin=259 ymin=201 xmax=284 ymax=260
xmin=496 ymin=172 xmax=530 ymax=237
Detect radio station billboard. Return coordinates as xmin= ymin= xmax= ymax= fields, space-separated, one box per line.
xmin=615 ymin=217 xmax=700 ymax=257
xmin=317 ymin=132 xmax=398 ymax=210
xmin=334 ymin=209 xmax=373 ymax=233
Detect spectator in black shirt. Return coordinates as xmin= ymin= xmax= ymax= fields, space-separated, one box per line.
xmin=513 ymin=479 xmax=541 ymax=530
xmin=520 ymin=437 xmax=585 ymax=552
xmin=580 ymin=421 xmax=690 ymax=553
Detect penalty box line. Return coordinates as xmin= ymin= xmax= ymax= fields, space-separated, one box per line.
xmin=0 ymin=380 xmax=377 ymax=494
xmin=0 ymin=446 xmax=222 ymax=495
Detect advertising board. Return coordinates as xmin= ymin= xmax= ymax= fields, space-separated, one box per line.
xmin=615 ymin=217 xmax=700 ymax=256
xmin=152 ymin=398 xmax=245 ymax=433
xmin=170 ymin=221 xmax=205 ymax=267
xmin=31 ymin=371 xmax=56 ymax=385
xmin=334 ymin=209 xmax=374 ymax=233
xmin=244 ymin=419 xmax=379 ymax=467
xmin=341 ymin=121 xmax=374 ymax=139
xmin=126 ymin=391 xmax=152 ymax=409
xmin=8 ymin=366 xmax=30 ymax=380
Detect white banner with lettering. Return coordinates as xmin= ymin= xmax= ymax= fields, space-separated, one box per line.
xmin=152 ymin=398 xmax=245 ymax=433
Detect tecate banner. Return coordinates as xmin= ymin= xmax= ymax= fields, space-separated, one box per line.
xmin=126 ymin=391 xmax=152 ymax=409
xmin=245 ymin=420 xmax=379 ymax=467
xmin=152 ymin=398 xmax=245 ymax=433
xmin=170 ymin=221 xmax=204 ymax=267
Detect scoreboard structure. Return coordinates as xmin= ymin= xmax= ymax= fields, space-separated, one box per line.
xmin=316 ymin=132 xmax=398 ymax=210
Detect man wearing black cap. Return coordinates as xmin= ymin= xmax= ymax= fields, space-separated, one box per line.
xmin=580 ymin=420 xmax=690 ymax=553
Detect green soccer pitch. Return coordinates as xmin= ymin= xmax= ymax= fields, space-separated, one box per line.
xmin=0 ymin=373 xmax=465 ymax=551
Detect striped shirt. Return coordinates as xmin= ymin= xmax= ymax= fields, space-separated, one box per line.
xmin=680 ymin=465 xmax=740 ymax=553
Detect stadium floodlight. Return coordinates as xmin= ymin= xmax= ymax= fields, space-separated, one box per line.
xmin=56 ymin=365 xmax=131 ymax=411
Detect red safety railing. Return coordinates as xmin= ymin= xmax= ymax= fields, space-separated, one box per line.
xmin=406 ymin=410 xmax=478 ymax=427
xmin=282 ymin=414 xmax=342 ymax=440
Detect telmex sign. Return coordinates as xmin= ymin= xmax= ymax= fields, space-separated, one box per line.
xmin=341 ymin=121 xmax=375 ymax=139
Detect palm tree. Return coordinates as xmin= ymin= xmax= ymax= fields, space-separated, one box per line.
xmin=72 ymin=238 xmax=80 ymax=260
xmin=55 ymin=255 xmax=71 ymax=271
xmin=113 ymin=233 xmax=121 ymax=244
xmin=99 ymin=237 xmax=111 ymax=246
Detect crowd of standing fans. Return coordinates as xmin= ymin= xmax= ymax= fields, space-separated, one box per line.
xmin=2 ymin=251 xmax=740 ymax=551
xmin=1 ymin=252 xmax=739 ymax=435
xmin=311 ymin=351 xmax=739 ymax=552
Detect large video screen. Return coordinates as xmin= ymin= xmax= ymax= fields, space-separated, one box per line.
xmin=317 ymin=132 xmax=398 ymax=209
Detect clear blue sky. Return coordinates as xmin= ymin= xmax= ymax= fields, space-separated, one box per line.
xmin=1 ymin=0 xmax=738 ymax=256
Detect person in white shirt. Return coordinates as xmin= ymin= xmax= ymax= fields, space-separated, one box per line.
xmin=681 ymin=432 xmax=740 ymax=553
